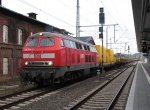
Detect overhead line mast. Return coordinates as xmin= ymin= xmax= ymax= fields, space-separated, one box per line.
xmin=76 ymin=0 xmax=80 ymax=37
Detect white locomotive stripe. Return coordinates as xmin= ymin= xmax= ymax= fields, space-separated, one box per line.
xmin=23 ymin=54 xmax=34 ymax=58
xmin=41 ymin=53 xmax=55 ymax=58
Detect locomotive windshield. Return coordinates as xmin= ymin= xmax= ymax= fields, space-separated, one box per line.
xmin=26 ymin=37 xmax=38 ymax=47
xmin=40 ymin=37 xmax=54 ymax=46
xmin=26 ymin=37 xmax=54 ymax=47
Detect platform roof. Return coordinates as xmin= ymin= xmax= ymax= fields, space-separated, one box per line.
xmin=131 ymin=0 xmax=150 ymax=52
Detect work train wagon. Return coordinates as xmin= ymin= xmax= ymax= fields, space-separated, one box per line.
xmin=20 ymin=32 xmax=99 ymax=85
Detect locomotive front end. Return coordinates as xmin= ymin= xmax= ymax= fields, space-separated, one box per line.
xmin=20 ymin=32 xmax=58 ymax=84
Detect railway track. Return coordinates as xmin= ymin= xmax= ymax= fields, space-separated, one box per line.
xmin=0 ymin=87 xmax=53 ymax=110
xmin=64 ymin=64 xmax=136 ymax=110
xmin=0 ymin=74 xmax=97 ymax=109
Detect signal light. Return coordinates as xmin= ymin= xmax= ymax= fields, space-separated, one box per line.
xmin=99 ymin=27 xmax=103 ymax=33
xmin=99 ymin=7 xmax=105 ymax=24
xmin=99 ymin=13 xmax=105 ymax=24
xmin=100 ymin=8 xmax=104 ymax=13
xmin=99 ymin=33 xmax=103 ymax=39
xmin=142 ymin=45 xmax=147 ymax=53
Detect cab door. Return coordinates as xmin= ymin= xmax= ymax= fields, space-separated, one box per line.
xmin=66 ymin=47 xmax=71 ymax=66
xmin=64 ymin=39 xmax=71 ymax=66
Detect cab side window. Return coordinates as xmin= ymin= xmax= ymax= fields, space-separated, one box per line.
xmin=60 ymin=39 xmax=64 ymax=47
xmin=64 ymin=39 xmax=71 ymax=47
xmin=69 ymin=41 xmax=76 ymax=48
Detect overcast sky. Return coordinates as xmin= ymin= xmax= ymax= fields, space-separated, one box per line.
xmin=2 ymin=0 xmax=137 ymax=54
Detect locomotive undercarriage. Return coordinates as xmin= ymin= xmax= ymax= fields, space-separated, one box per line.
xmin=20 ymin=64 xmax=98 ymax=85
xmin=20 ymin=67 xmax=56 ymax=85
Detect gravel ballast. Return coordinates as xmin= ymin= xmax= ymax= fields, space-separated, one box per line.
xmin=16 ymin=76 xmax=107 ymax=110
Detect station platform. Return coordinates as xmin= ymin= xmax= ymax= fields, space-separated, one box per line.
xmin=125 ymin=58 xmax=150 ymax=110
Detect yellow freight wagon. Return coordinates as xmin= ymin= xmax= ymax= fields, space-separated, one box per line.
xmin=96 ymin=45 xmax=116 ymax=68
xmin=107 ymin=49 xmax=116 ymax=64
xmin=95 ymin=45 xmax=102 ymax=64
xmin=106 ymin=49 xmax=110 ymax=65
xmin=95 ymin=45 xmax=107 ymax=65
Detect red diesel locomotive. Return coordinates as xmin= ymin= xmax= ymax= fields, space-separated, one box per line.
xmin=20 ymin=32 xmax=98 ymax=85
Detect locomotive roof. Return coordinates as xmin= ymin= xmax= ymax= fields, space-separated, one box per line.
xmin=30 ymin=32 xmax=95 ymax=46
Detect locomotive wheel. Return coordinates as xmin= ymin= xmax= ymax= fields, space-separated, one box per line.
xmin=59 ymin=77 xmax=65 ymax=84
xmin=50 ymin=78 xmax=54 ymax=86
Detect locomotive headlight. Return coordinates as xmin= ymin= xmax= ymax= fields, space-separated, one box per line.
xmin=48 ymin=61 xmax=53 ymax=66
xmin=25 ymin=62 xmax=28 ymax=65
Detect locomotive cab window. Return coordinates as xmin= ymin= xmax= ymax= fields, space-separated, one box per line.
xmin=60 ymin=39 xmax=64 ymax=47
xmin=75 ymin=42 xmax=82 ymax=49
xmin=70 ymin=41 xmax=76 ymax=48
xmin=87 ymin=46 xmax=90 ymax=51
xmin=84 ymin=45 xmax=90 ymax=51
xmin=83 ymin=45 xmax=87 ymax=50
xmin=72 ymin=41 xmax=76 ymax=48
xmin=26 ymin=37 xmax=38 ymax=47
xmin=64 ymin=39 xmax=71 ymax=47
xmin=40 ymin=37 xmax=54 ymax=46
xmin=79 ymin=43 xmax=82 ymax=49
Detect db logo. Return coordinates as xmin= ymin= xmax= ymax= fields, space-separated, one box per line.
xmin=34 ymin=54 xmax=41 ymax=58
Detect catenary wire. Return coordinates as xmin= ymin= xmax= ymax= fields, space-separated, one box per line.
xmin=17 ymin=0 xmax=75 ymax=27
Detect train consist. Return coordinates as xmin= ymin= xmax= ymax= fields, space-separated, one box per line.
xmin=20 ymin=32 xmax=130 ymax=85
